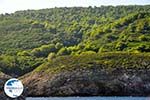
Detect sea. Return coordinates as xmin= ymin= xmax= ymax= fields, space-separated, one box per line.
xmin=26 ymin=97 xmax=150 ymax=100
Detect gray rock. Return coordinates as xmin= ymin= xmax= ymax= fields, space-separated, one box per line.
xmin=23 ymin=69 xmax=150 ymax=97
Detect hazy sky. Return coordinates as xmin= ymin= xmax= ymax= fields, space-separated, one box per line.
xmin=0 ymin=0 xmax=150 ymax=14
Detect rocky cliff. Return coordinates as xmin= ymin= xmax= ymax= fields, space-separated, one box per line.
xmin=22 ymin=68 xmax=150 ymax=97
xmin=21 ymin=53 xmax=150 ymax=97
xmin=1 ymin=53 xmax=150 ymax=98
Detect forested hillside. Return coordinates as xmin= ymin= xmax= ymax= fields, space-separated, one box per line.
xmin=0 ymin=5 xmax=150 ymax=76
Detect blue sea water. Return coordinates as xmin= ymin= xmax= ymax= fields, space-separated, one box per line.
xmin=26 ymin=97 xmax=150 ymax=100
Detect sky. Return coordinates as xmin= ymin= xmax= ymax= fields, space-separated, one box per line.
xmin=0 ymin=0 xmax=150 ymax=14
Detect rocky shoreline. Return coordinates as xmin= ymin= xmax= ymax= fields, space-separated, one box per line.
xmin=22 ymin=68 xmax=150 ymax=97
xmin=1 ymin=68 xmax=150 ymax=99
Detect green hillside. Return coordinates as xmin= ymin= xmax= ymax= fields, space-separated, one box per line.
xmin=0 ymin=5 xmax=150 ymax=76
xmin=34 ymin=52 xmax=150 ymax=74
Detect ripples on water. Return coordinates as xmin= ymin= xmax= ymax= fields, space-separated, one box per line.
xmin=26 ymin=97 xmax=150 ymax=100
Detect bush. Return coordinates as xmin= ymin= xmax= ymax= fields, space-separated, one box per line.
xmin=47 ymin=53 xmax=56 ymax=61
xmin=136 ymin=44 xmax=150 ymax=52
xmin=57 ymin=47 xmax=71 ymax=56
xmin=138 ymin=35 xmax=148 ymax=41
xmin=115 ymin=42 xmax=127 ymax=51
xmin=31 ymin=44 xmax=56 ymax=57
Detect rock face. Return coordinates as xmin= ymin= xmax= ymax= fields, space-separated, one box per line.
xmin=22 ymin=68 xmax=150 ymax=97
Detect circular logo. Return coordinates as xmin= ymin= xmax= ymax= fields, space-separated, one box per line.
xmin=4 ymin=78 xmax=24 ymax=98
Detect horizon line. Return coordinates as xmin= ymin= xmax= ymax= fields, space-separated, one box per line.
xmin=0 ymin=4 xmax=149 ymax=15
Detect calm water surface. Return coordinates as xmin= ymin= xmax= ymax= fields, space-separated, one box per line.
xmin=26 ymin=97 xmax=150 ymax=100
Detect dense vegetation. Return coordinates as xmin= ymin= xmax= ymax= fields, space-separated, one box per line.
xmin=0 ymin=5 xmax=150 ymax=76
xmin=35 ymin=52 xmax=150 ymax=74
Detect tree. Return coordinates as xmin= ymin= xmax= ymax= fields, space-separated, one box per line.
xmin=55 ymin=43 xmax=63 ymax=50
xmin=138 ymin=35 xmax=148 ymax=41
xmin=57 ymin=47 xmax=71 ymax=56
xmin=80 ymin=51 xmax=96 ymax=55
xmin=31 ymin=44 xmax=56 ymax=57
xmin=31 ymin=48 xmax=41 ymax=57
xmin=47 ymin=53 xmax=56 ymax=61
xmin=17 ymin=51 xmax=31 ymax=56
xmin=136 ymin=44 xmax=150 ymax=52
xmin=115 ymin=42 xmax=127 ymax=51
xmin=40 ymin=44 xmax=56 ymax=56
